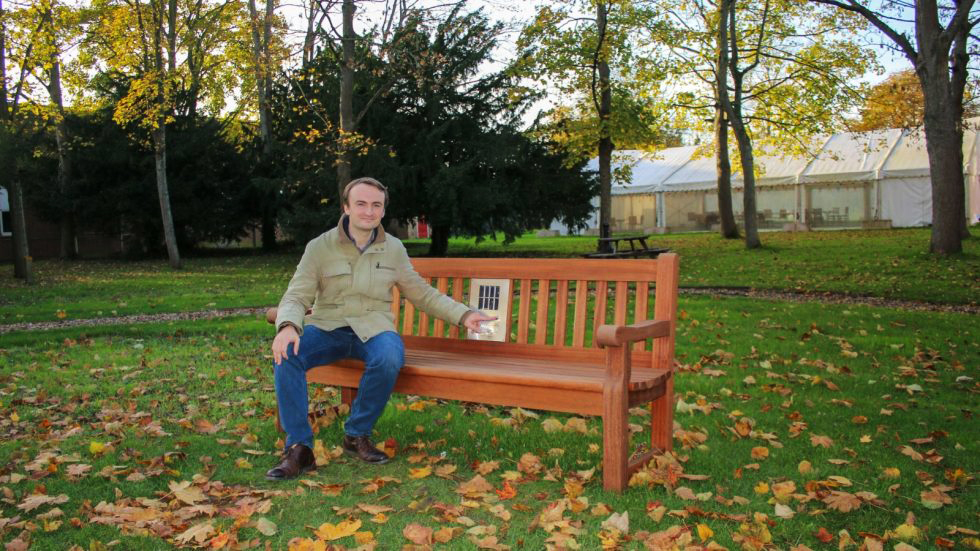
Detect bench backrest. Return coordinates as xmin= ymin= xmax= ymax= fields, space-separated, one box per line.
xmin=394 ymin=254 xmax=679 ymax=370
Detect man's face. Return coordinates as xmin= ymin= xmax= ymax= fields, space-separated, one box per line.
xmin=343 ymin=183 xmax=386 ymax=233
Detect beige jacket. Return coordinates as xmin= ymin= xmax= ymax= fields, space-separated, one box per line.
xmin=275 ymin=217 xmax=471 ymax=342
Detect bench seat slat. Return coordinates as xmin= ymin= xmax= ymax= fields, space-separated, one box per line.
xmin=312 ymin=350 xmax=669 ymax=393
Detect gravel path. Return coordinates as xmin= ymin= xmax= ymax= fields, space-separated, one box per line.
xmin=1 ymin=288 xmax=975 ymax=335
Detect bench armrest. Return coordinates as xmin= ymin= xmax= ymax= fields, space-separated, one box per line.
xmin=595 ymin=319 xmax=670 ymax=348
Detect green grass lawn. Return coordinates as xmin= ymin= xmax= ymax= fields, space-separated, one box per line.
xmin=1 ymin=295 xmax=977 ymax=549
xmin=1 ymin=228 xmax=977 ymax=325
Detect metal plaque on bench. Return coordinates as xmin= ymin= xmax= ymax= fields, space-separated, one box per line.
xmin=466 ymin=278 xmax=511 ymax=342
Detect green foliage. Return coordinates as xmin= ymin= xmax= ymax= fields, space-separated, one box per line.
xmin=517 ymin=1 xmax=672 ymax=167
xmin=268 ymin=6 xmax=597 ymax=253
xmin=664 ymin=0 xmax=876 ymax=156
xmin=19 ymin=95 xmax=263 ymax=254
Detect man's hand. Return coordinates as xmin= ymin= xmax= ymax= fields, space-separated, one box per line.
xmin=462 ymin=310 xmax=497 ymax=333
xmin=272 ymin=324 xmax=300 ymax=365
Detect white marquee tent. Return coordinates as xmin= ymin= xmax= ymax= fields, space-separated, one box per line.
xmin=554 ymin=125 xmax=980 ymax=233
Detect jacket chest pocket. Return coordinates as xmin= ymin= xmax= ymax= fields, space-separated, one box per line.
xmin=372 ymin=261 xmax=397 ymax=290
xmin=319 ymin=262 xmax=353 ymax=298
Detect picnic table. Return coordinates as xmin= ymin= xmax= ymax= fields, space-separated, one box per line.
xmin=583 ymin=234 xmax=670 ymax=259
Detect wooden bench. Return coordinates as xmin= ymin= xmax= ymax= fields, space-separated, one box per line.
xmin=265 ymin=254 xmax=679 ymax=492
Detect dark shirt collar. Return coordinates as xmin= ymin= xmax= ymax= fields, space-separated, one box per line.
xmin=339 ymin=214 xmax=384 ymax=251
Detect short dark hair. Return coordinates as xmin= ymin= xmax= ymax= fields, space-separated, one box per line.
xmin=342 ymin=177 xmax=388 ymax=207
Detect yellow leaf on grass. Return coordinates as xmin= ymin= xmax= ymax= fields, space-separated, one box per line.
xmin=287 ymin=538 xmax=326 ymax=551
xmin=403 ymin=523 xmax=433 ymax=545
xmin=235 ymin=458 xmax=252 ymax=469
xmin=798 ymin=460 xmax=813 ymax=475
xmin=315 ymin=519 xmax=361 ymax=541
xmin=823 ymin=490 xmax=862 ymax=513
xmin=434 ymin=526 xmax=457 ymax=543
xmin=435 ymin=464 xmax=457 ymax=478
xmin=751 ymin=447 xmax=769 ymax=459
xmin=255 ymin=517 xmax=277 ymax=536
xmin=565 ymin=418 xmax=588 ymax=433
xmin=175 ymin=521 xmax=215 ymax=545
xmin=89 ymin=441 xmax=107 ymax=455
xmin=542 ymin=418 xmax=564 ymax=433
xmin=354 ymin=531 xmax=374 ymax=544
xmin=169 ymin=480 xmax=206 ymax=505
xmin=409 ymin=465 xmax=432 ymax=479
xmin=754 ymin=482 xmax=770 ymax=495
xmin=456 ymin=475 xmax=494 ymax=496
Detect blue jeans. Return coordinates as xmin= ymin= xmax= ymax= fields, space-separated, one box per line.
xmin=273 ymin=326 xmax=405 ymax=449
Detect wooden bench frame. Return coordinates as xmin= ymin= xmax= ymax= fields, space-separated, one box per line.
xmin=267 ymin=254 xmax=679 ymax=492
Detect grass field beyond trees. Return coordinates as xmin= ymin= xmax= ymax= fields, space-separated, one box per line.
xmin=0 ymin=228 xmax=978 ymax=550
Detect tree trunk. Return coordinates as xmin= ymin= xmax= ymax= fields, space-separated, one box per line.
xmin=9 ymin=179 xmax=32 ymax=282
xmin=731 ymin=118 xmax=761 ymax=248
xmin=916 ymin=6 xmax=966 ymax=253
xmin=428 ymin=223 xmax=450 ymax=256
xmin=152 ymin=126 xmax=182 ymax=268
xmin=596 ymin=0 xmax=613 ymax=253
xmin=719 ymin=0 xmax=760 ymax=249
xmin=247 ymin=0 xmax=273 ymax=149
xmin=248 ymin=0 xmax=277 ymax=249
xmin=337 ymin=0 xmax=355 ymax=199
xmin=920 ymin=83 xmax=964 ymax=254
xmin=713 ymin=1 xmax=738 ymax=239
xmin=44 ymin=27 xmax=76 ymax=259
xmin=715 ymin=105 xmax=738 ymax=239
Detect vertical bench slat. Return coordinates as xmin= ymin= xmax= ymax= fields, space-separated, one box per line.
xmin=504 ymin=278 xmax=516 ymax=342
xmin=391 ymin=286 xmax=402 ymax=331
xmin=534 ymin=279 xmax=550 ymax=345
xmin=592 ymin=281 xmax=608 ymax=347
xmin=554 ymin=280 xmax=569 ymax=347
xmin=449 ymin=276 xmax=464 ymax=339
xmin=434 ymin=277 xmax=449 ymax=337
xmin=403 ymin=298 xmax=416 ymax=337
xmin=417 ymin=277 xmax=430 ymax=337
xmin=614 ymin=281 xmax=628 ymax=326
xmin=572 ymin=280 xmax=588 ymax=347
xmin=633 ymin=281 xmax=649 ymax=351
xmin=517 ymin=279 xmax=532 ymax=344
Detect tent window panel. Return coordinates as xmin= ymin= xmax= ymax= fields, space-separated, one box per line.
xmin=808 ymin=182 xmax=869 ymax=226
xmin=614 ymin=194 xmax=657 ymax=230
xmin=665 ymin=191 xmax=708 ymax=229
xmin=756 ymin=187 xmax=797 ymax=223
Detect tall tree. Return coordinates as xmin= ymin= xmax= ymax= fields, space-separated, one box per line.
xmin=518 ymin=0 xmax=667 ymax=251
xmin=719 ymin=0 xmax=762 ymax=248
xmin=85 ymin=0 xmax=182 ymax=267
xmin=810 ymin=0 xmax=977 ymax=254
xmin=269 ymin=6 xmax=597 ymax=254
xmin=664 ymin=0 xmax=871 ymax=247
xmin=243 ymin=0 xmax=286 ymax=248
xmin=36 ymin=0 xmax=79 ymax=258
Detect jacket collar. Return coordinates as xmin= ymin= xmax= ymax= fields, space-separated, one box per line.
xmin=336 ymin=214 xmax=387 ymax=247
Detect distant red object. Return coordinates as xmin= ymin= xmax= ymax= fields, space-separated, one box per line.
xmin=417 ymin=219 xmax=429 ymax=238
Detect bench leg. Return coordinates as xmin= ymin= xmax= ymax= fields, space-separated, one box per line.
xmin=602 ymin=378 xmax=629 ymax=492
xmin=650 ymin=376 xmax=674 ymax=452
xmin=341 ymin=387 xmax=357 ymax=408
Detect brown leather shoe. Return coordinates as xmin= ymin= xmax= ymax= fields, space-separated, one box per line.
xmin=342 ymin=435 xmax=389 ymax=464
xmin=265 ymin=444 xmax=315 ymax=480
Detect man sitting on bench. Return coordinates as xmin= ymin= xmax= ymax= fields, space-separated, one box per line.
xmin=267 ymin=177 xmax=495 ymax=480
